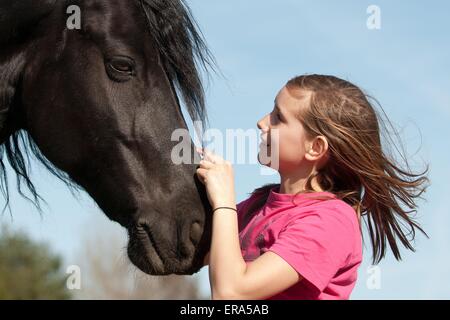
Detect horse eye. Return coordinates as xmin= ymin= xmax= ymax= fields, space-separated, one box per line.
xmin=111 ymin=62 xmax=132 ymax=73
xmin=105 ymin=56 xmax=136 ymax=82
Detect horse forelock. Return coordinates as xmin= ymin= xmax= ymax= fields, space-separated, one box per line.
xmin=138 ymin=0 xmax=215 ymax=127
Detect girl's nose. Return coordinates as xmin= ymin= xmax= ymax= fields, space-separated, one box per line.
xmin=257 ymin=114 xmax=270 ymax=132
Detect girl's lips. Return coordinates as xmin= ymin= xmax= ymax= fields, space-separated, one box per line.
xmin=259 ymin=134 xmax=270 ymax=147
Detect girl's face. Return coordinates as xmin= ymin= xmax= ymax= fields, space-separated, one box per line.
xmin=257 ymin=86 xmax=313 ymax=174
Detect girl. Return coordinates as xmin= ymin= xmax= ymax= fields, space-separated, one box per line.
xmin=195 ymin=74 xmax=428 ymax=300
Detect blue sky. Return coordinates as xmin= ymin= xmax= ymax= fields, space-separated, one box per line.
xmin=2 ymin=0 xmax=449 ymax=299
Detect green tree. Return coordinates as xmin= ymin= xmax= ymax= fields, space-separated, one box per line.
xmin=0 ymin=225 xmax=71 ymax=299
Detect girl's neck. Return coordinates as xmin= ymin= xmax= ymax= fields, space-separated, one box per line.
xmin=279 ymin=172 xmax=324 ymax=194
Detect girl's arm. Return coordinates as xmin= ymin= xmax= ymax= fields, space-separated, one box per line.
xmin=196 ymin=149 xmax=302 ymax=299
xmin=209 ymin=207 xmax=302 ymax=300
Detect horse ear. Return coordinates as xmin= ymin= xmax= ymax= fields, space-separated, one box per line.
xmin=0 ymin=0 xmax=57 ymax=44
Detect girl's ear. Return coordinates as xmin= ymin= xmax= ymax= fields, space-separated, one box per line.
xmin=305 ymin=136 xmax=329 ymax=163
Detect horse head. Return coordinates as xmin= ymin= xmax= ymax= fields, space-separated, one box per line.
xmin=0 ymin=0 xmax=213 ymax=275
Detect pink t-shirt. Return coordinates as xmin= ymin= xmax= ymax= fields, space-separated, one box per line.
xmin=237 ymin=186 xmax=362 ymax=300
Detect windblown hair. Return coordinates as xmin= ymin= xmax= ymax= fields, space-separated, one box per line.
xmin=246 ymin=74 xmax=429 ymax=264
xmin=0 ymin=0 xmax=214 ymax=215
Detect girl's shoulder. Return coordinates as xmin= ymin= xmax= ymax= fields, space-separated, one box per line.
xmin=236 ymin=191 xmax=261 ymax=211
xmin=307 ymin=197 xmax=362 ymax=238
xmin=236 ymin=184 xmax=275 ymax=213
xmin=287 ymin=197 xmax=360 ymax=233
xmin=236 ymin=190 xmax=269 ymax=230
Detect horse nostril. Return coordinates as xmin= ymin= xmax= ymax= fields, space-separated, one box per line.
xmin=190 ymin=221 xmax=202 ymax=246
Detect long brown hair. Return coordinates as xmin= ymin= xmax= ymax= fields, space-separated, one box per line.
xmin=246 ymin=74 xmax=429 ymax=264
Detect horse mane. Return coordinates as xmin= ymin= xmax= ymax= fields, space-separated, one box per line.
xmin=0 ymin=0 xmax=215 ymax=216
xmin=140 ymin=0 xmax=215 ymax=125
xmin=1 ymin=130 xmax=82 ymax=217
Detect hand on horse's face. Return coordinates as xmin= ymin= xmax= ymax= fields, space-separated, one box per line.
xmin=195 ymin=148 xmax=236 ymax=209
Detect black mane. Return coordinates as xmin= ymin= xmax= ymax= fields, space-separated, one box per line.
xmin=139 ymin=0 xmax=215 ymax=124
xmin=0 ymin=0 xmax=215 ymax=216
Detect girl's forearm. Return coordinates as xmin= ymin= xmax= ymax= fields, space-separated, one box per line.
xmin=208 ymin=206 xmax=248 ymax=299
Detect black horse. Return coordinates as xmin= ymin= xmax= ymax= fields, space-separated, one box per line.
xmin=0 ymin=0 xmax=214 ymax=275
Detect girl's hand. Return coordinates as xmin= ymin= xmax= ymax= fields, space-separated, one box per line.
xmin=195 ymin=148 xmax=236 ymax=209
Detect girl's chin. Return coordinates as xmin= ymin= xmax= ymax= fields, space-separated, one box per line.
xmin=257 ymin=149 xmax=272 ymax=166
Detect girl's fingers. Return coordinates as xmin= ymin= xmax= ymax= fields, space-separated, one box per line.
xmin=196 ymin=167 xmax=207 ymax=184
xmin=199 ymin=160 xmax=214 ymax=169
xmin=202 ymin=148 xmax=212 ymax=162
xmin=196 ymin=167 xmax=207 ymax=177
xmin=203 ymin=148 xmax=224 ymax=164
xmin=197 ymin=147 xmax=226 ymax=164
